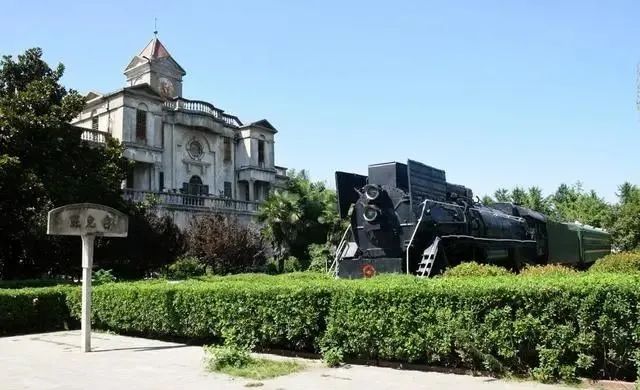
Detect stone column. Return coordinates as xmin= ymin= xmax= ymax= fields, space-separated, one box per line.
xmin=248 ymin=180 xmax=255 ymax=202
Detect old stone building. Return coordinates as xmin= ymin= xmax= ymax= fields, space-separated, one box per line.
xmin=72 ymin=37 xmax=287 ymax=227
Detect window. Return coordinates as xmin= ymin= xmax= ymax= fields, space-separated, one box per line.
xmin=135 ymin=105 xmax=148 ymax=142
xmin=258 ymin=139 xmax=265 ymax=167
xmin=224 ymin=181 xmax=232 ymax=198
xmin=224 ymin=138 xmax=231 ymax=162
xmin=126 ymin=166 xmax=134 ymax=189
xmin=159 ymin=172 xmax=164 ymax=191
xmin=91 ymin=116 xmax=99 ymax=131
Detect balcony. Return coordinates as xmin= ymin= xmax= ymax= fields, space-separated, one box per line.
xmin=237 ymin=165 xmax=277 ymax=183
xmin=275 ymin=166 xmax=288 ymax=178
xmin=123 ymin=189 xmax=260 ymax=214
xmin=164 ymin=97 xmax=243 ymax=128
xmin=80 ymin=129 xmax=109 ymax=144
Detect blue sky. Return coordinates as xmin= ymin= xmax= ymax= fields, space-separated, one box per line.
xmin=2 ymin=0 xmax=638 ymax=202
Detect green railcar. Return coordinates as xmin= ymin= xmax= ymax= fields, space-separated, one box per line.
xmin=547 ymin=221 xmax=611 ymax=266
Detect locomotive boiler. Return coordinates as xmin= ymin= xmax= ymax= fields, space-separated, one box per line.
xmin=331 ymin=159 xmax=612 ymax=278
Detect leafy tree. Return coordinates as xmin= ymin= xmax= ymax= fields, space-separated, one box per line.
xmin=0 ymin=48 xmax=128 ymax=279
xmin=608 ymin=183 xmax=640 ymax=251
xmin=258 ymin=170 xmax=341 ymax=264
xmin=480 ymin=195 xmax=494 ymax=205
xmin=494 ymin=188 xmax=510 ymax=202
xmin=94 ymin=205 xmax=186 ymax=279
xmin=491 ymin=186 xmax=553 ymax=215
xmin=549 ymin=182 xmax=611 ymax=227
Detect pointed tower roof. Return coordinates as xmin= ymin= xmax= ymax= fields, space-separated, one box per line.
xmin=139 ymin=37 xmax=171 ymax=60
xmin=124 ymin=37 xmax=186 ymax=75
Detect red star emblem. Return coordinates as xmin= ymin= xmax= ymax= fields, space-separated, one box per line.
xmin=362 ymin=264 xmax=376 ymax=278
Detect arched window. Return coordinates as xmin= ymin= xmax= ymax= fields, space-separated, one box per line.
xmin=187 ymin=175 xmax=207 ymax=196
xmin=135 ymin=103 xmax=148 ymax=142
xmin=189 ymin=175 xmax=203 ymax=186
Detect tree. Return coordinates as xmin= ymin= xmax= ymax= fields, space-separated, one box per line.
xmin=257 ymin=170 xmax=342 ymax=265
xmin=608 ymin=183 xmax=640 ymax=251
xmin=480 ymin=195 xmax=494 ymax=205
xmin=0 ymin=48 xmax=128 ymax=279
xmin=549 ymin=182 xmax=611 ymax=227
xmin=494 ymin=188 xmax=510 ymax=202
xmin=491 ymin=186 xmax=553 ymax=215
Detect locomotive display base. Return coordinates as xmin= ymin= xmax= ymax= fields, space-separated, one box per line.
xmin=337 ymin=257 xmax=403 ymax=279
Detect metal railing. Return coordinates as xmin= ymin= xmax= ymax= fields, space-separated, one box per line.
xmin=123 ymin=189 xmax=260 ymax=213
xmin=163 ymin=97 xmax=243 ymax=127
xmin=80 ymin=129 xmax=109 ymax=144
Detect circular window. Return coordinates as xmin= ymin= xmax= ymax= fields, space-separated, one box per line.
xmin=187 ymin=139 xmax=204 ymax=160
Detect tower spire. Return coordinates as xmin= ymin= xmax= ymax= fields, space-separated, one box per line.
xmin=154 ymin=17 xmax=158 ymax=36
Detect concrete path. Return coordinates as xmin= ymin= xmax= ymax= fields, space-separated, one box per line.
xmin=0 ymin=331 xmax=601 ymax=390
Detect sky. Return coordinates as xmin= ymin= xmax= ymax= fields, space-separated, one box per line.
xmin=1 ymin=0 xmax=639 ymax=202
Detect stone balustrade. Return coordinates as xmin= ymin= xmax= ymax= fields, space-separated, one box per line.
xmin=164 ymin=97 xmax=243 ymax=127
xmin=80 ymin=129 xmax=109 ymax=144
xmin=122 ymin=189 xmax=260 ymax=214
xmin=275 ymin=166 xmax=288 ymax=177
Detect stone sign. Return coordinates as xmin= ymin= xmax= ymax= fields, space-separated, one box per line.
xmin=47 ymin=203 xmax=128 ymax=237
xmin=47 ymin=203 xmax=128 ymax=352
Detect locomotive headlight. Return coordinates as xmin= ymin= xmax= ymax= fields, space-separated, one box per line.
xmin=363 ymin=205 xmax=380 ymax=222
xmin=364 ymin=184 xmax=381 ymax=201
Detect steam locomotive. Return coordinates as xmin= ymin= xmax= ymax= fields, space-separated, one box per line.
xmin=332 ymin=159 xmax=612 ymax=278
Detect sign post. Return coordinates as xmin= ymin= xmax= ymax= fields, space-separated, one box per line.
xmin=47 ymin=203 xmax=128 ymax=352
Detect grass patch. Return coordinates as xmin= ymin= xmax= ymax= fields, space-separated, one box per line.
xmin=204 ymin=344 xmax=304 ymax=380
xmin=215 ymin=358 xmax=303 ymax=380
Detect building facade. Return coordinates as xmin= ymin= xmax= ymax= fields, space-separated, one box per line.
xmin=72 ymin=37 xmax=287 ymax=227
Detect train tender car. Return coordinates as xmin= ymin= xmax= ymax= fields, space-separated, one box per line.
xmin=331 ymin=159 xmax=612 ymax=278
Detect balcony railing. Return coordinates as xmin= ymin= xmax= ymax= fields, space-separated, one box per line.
xmin=275 ymin=166 xmax=288 ymax=177
xmin=80 ymin=129 xmax=109 ymax=144
xmin=164 ymin=97 xmax=243 ymax=127
xmin=123 ymin=189 xmax=260 ymax=214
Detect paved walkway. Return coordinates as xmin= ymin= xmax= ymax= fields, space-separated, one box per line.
xmin=0 ymin=331 xmax=609 ymax=390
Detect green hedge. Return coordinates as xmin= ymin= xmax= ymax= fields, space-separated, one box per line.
xmin=3 ymin=273 xmax=640 ymax=382
xmin=0 ymin=286 xmax=74 ymax=335
xmin=65 ymin=275 xmax=334 ymax=351
xmin=322 ymin=274 xmax=640 ymax=382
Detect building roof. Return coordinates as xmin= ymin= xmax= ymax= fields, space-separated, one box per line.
xmin=242 ymin=119 xmax=278 ymax=133
xmin=139 ymin=37 xmax=171 ymax=60
xmin=124 ymin=36 xmax=186 ymax=76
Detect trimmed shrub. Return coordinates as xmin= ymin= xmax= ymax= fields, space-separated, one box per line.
xmin=443 ymin=262 xmax=511 ymax=277
xmin=164 ymin=256 xmax=205 ymax=280
xmin=4 ymin=273 xmax=640 ymax=382
xmin=519 ymin=264 xmax=578 ymax=277
xmin=0 ymin=286 xmax=74 ymax=335
xmin=65 ymin=276 xmax=334 ymax=351
xmin=321 ymin=275 xmax=640 ymax=382
xmin=590 ymin=251 xmax=640 ymax=274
